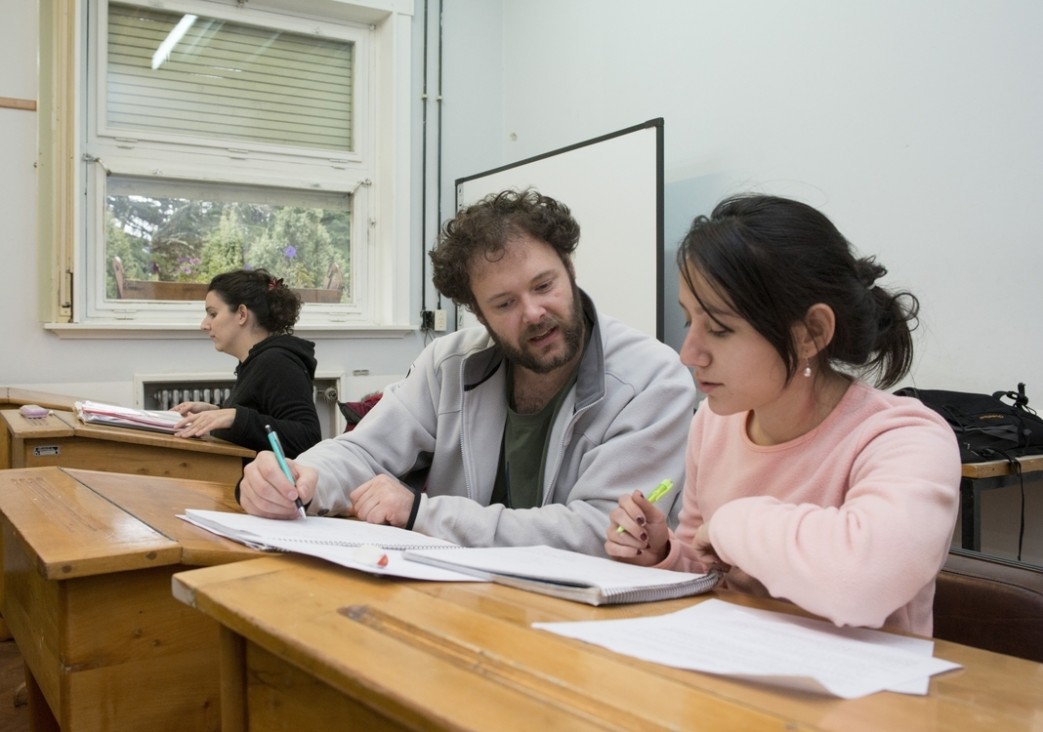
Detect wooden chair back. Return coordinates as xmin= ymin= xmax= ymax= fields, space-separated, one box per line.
xmin=934 ymin=549 xmax=1043 ymax=662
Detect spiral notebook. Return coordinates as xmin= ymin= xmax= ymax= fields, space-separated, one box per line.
xmin=180 ymin=509 xmax=457 ymax=552
xmin=181 ymin=511 xmax=719 ymax=603
xmin=402 ymin=545 xmax=720 ymax=606
xmin=179 ymin=509 xmax=476 ymax=581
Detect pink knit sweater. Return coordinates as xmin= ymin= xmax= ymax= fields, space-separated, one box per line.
xmin=660 ymin=380 xmax=961 ymax=636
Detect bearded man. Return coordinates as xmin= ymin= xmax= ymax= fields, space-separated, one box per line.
xmin=238 ymin=189 xmax=695 ymax=555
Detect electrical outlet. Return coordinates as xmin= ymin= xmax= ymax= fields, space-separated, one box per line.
xmin=434 ymin=309 xmax=448 ymax=331
xmin=421 ymin=310 xmax=434 ymax=330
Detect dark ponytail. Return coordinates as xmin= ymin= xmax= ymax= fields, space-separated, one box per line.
xmin=840 ymin=256 xmax=919 ymax=388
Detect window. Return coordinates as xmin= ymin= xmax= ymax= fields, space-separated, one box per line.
xmin=42 ymin=0 xmax=413 ymax=332
xmin=105 ymin=176 xmax=352 ymax=304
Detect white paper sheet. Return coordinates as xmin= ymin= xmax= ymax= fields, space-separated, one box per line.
xmin=534 ymin=598 xmax=961 ymax=699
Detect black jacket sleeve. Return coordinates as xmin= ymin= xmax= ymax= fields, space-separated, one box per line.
xmin=213 ymin=349 xmax=322 ymax=457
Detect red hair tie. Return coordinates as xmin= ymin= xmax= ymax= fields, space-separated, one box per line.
xmin=267 ymin=277 xmax=284 ymax=291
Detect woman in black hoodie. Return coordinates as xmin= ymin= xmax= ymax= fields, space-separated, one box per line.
xmin=171 ymin=268 xmax=322 ymax=458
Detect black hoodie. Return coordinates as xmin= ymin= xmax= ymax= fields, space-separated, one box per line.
xmin=212 ymin=334 xmax=322 ymax=458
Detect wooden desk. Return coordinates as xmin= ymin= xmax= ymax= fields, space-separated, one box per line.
xmin=0 ymin=467 xmax=259 ymax=731
xmin=173 ymin=555 xmax=1043 ymax=732
xmin=1 ymin=408 xmax=254 ymax=483
xmin=960 ymin=454 xmax=1043 ymax=551
xmin=0 ymin=388 xmax=84 ymax=412
xmin=0 ymin=391 xmax=85 ymax=468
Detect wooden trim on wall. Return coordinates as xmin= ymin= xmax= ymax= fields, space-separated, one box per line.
xmin=0 ymin=97 xmax=37 ymax=112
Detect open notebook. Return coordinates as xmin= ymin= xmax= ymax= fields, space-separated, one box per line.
xmin=181 ymin=508 xmax=457 ymax=551
xmin=180 ymin=509 xmax=475 ymax=581
xmin=181 ymin=510 xmax=719 ymax=605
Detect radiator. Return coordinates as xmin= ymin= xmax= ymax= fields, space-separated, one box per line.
xmin=135 ymin=372 xmax=344 ymax=439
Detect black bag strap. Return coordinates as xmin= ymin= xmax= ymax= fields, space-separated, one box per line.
xmin=993 ymin=382 xmax=1034 ymax=413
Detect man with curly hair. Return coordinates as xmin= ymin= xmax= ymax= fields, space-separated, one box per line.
xmin=238 ymin=189 xmax=695 ymax=555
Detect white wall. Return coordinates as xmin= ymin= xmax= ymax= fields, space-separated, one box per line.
xmin=471 ymin=0 xmax=1043 ymax=397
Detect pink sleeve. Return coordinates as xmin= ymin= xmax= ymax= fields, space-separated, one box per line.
xmin=707 ymin=414 xmax=960 ymax=628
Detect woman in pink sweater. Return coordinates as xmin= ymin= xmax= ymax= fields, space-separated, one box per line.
xmin=606 ymin=194 xmax=960 ymax=636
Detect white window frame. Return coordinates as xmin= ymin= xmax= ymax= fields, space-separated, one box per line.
xmin=42 ymin=0 xmax=414 ymax=336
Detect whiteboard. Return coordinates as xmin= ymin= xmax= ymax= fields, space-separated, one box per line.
xmin=455 ymin=119 xmax=664 ymax=340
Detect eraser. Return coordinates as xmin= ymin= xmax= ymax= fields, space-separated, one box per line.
xmin=352 ymin=544 xmax=389 ymax=568
xmin=19 ymin=404 xmax=49 ymax=419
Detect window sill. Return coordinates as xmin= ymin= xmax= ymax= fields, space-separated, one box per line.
xmin=44 ymin=322 xmax=416 ymax=340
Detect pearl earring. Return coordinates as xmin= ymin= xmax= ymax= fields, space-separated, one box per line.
xmin=803 ymin=362 xmax=812 ymax=378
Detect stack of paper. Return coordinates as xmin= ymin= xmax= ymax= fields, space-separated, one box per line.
xmin=403 ymin=545 xmax=719 ymax=606
xmin=75 ymin=400 xmax=183 ymax=434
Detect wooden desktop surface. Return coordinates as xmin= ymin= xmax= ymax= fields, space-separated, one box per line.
xmin=961 ymin=453 xmax=1043 ymax=479
xmin=0 ymin=467 xmax=259 ymax=731
xmin=174 ymin=554 xmax=1043 ymax=732
xmin=1 ymin=408 xmax=254 ymax=483
xmin=0 ymin=388 xmax=84 ymax=412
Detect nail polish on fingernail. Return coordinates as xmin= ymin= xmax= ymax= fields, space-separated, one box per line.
xmin=640 ymin=532 xmax=648 ymax=542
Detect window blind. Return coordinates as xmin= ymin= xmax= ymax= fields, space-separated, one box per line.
xmin=106 ymin=3 xmax=354 ymax=152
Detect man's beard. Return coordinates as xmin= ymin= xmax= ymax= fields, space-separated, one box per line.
xmin=488 ymin=287 xmax=585 ymax=374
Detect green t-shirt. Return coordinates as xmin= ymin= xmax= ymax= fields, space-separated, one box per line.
xmin=490 ymin=366 xmax=579 ymax=509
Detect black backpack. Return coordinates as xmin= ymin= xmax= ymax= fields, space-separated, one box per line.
xmin=895 ymin=383 xmax=1043 ymax=463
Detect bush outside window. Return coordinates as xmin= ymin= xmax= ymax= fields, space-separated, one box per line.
xmin=106 ymin=176 xmax=351 ymax=304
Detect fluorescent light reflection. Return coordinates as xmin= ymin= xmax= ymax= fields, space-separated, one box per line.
xmin=151 ymin=14 xmax=198 ymax=70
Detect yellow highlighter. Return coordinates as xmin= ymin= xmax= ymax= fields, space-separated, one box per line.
xmin=616 ymin=479 xmax=674 ymax=533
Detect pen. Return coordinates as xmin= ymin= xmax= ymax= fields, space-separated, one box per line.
xmin=616 ymin=478 xmax=674 ymax=533
xmin=265 ymin=424 xmax=307 ymax=519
